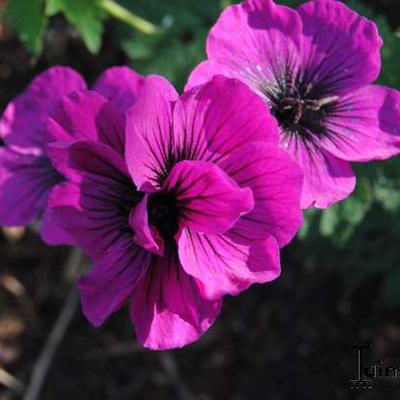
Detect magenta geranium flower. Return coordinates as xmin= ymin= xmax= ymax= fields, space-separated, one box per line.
xmin=0 ymin=65 xmax=144 ymax=241
xmin=47 ymin=75 xmax=303 ymax=349
xmin=186 ymin=0 xmax=400 ymax=208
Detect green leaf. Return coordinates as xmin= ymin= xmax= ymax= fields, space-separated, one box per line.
xmin=46 ymin=0 xmax=105 ymax=53
xmin=119 ymin=0 xmax=221 ymax=90
xmin=2 ymin=0 xmax=46 ymax=54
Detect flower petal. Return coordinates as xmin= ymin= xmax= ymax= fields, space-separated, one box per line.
xmin=185 ymin=60 xmax=226 ymax=91
xmin=40 ymin=206 xmax=76 ymax=246
xmin=164 ymin=160 xmax=254 ymax=235
xmin=286 ymin=143 xmax=355 ymax=209
xmin=0 ymin=147 xmax=61 ymax=226
xmin=297 ymin=0 xmax=382 ymax=94
xmin=47 ymin=166 xmax=135 ymax=261
xmin=190 ymin=0 xmax=302 ymax=94
xmin=47 ymin=139 xmax=129 ymax=184
xmin=178 ymin=228 xmax=280 ymax=300
xmin=130 ymin=251 xmax=222 ymax=350
xmin=130 ymin=194 xmax=165 ymax=257
xmin=78 ymin=237 xmax=150 ymax=327
xmin=126 ymin=75 xmax=279 ymax=189
xmin=72 ymin=140 xmax=127 ymax=177
xmin=174 ymin=75 xmax=279 ymax=163
xmin=93 ymin=66 xmax=145 ymax=112
xmin=218 ymin=142 xmax=303 ymax=246
xmin=125 ymin=75 xmax=179 ymax=188
xmin=47 ymin=90 xmax=125 ymax=155
xmin=0 ymin=67 xmax=86 ymax=155
xmin=320 ymin=85 xmax=400 ymax=162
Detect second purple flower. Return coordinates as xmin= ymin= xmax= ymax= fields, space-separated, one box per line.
xmin=187 ymin=0 xmax=400 ymax=208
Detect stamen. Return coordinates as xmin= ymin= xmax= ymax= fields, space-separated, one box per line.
xmin=259 ymin=65 xmax=340 ymax=144
xmin=315 ymin=96 xmax=339 ymax=108
xmin=304 ymin=96 xmax=339 ymax=112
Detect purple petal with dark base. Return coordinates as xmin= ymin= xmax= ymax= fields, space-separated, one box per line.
xmin=125 ymin=75 xmax=179 ymax=189
xmin=197 ymin=0 xmax=302 ymax=93
xmin=130 ymin=251 xmax=222 ymax=350
xmin=78 ymin=237 xmax=151 ymax=327
xmin=47 ymin=141 xmax=135 ymax=260
xmin=0 ymin=148 xmax=61 ymax=226
xmin=127 ymin=75 xmax=279 ymax=188
xmin=298 ymin=0 xmax=382 ymax=94
xmin=163 ymin=160 xmax=254 ymax=235
xmin=320 ymin=85 xmax=400 ymax=162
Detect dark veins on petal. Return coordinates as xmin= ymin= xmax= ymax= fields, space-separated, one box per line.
xmin=260 ymin=63 xmax=344 ymax=149
xmin=145 ymin=136 xmax=213 ymax=246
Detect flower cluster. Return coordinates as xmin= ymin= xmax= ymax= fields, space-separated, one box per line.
xmin=1 ymin=0 xmax=399 ymax=350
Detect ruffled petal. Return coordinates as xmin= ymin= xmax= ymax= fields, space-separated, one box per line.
xmin=0 ymin=148 xmax=61 ymax=226
xmin=193 ymin=0 xmax=302 ymax=95
xmin=78 ymin=237 xmax=151 ymax=327
xmin=178 ymin=228 xmax=280 ymax=300
xmin=46 ymin=90 xmax=125 ymax=155
xmin=126 ymin=75 xmax=279 ymax=189
xmin=130 ymin=251 xmax=222 ymax=350
xmin=93 ymin=66 xmax=145 ymax=112
xmin=125 ymin=75 xmax=179 ymax=189
xmin=47 ymin=168 xmax=135 ymax=260
xmin=286 ymin=142 xmax=355 ymax=209
xmin=47 ymin=139 xmax=129 ymax=190
xmin=0 ymin=66 xmax=86 ymax=155
xmin=174 ymin=75 xmax=279 ymax=163
xmin=297 ymin=0 xmax=382 ymax=94
xmin=130 ymin=194 xmax=165 ymax=257
xmin=163 ymin=160 xmax=254 ymax=235
xmin=218 ymin=142 xmax=303 ymax=246
xmin=319 ymin=85 xmax=400 ymax=162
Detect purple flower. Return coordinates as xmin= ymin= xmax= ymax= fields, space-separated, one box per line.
xmin=186 ymin=0 xmax=400 ymax=208
xmin=0 ymin=66 xmax=144 ymax=242
xmin=47 ymin=75 xmax=303 ymax=349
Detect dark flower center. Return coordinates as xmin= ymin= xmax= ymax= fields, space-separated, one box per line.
xmin=148 ymin=192 xmax=179 ymax=241
xmin=274 ymin=95 xmax=338 ymax=135
xmin=261 ymin=73 xmax=339 ymax=145
xmin=276 ymin=96 xmax=303 ymax=126
xmin=118 ymin=186 xmax=144 ymax=216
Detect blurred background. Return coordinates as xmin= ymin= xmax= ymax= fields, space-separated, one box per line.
xmin=0 ymin=0 xmax=400 ymax=399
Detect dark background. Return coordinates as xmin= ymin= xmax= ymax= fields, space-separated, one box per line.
xmin=1 ymin=0 xmax=400 ymax=399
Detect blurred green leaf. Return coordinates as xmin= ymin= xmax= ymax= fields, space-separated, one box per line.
xmin=2 ymin=0 xmax=46 ymax=54
xmin=46 ymin=0 xmax=105 ymax=53
xmin=118 ymin=0 xmax=220 ymax=90
xmin=122 ymin=27 xmax=208 ymax=91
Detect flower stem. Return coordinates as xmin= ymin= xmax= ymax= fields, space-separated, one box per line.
xmin=98 ymin=0 xmax=160 ymax=35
